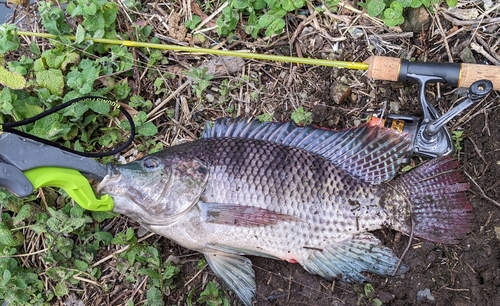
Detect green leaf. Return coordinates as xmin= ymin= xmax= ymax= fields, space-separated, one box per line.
xmin=446 ymin=0 xmax=458 ymax=7
xmin=411 ymin=0 xmax=423 ymax=7
xmin=383 ymin=7 xmax=405 ymax=27
xmin=185 ymin=15 xmax=202 ymax=30
xmin=138 ymin=122 xmax=158 ymax=136
xmin=74 ymin=259 xmax=89 ymax=271
xmin=197 ymin=282 xmax=223 ymax=306
xmin=232 ymin=0 xmax=250 ymax=10
xmin=291 ymin=107 xmax=313 ymax=125
xmin=38 ymin=4 xmax=71 ymax=35
xmin=87 ymin=99 xmax=111 ymax=114
xmin=75 ymin=24 xmax=85 ymax=44
xmin=12 ymin=204 xmax=33 ymax=225
xmin=30 ymin=40 xmax=41 ymax=55
xmin=0 ymin=269 xmax=11 ymax=287
xmin=257 ymin=13 xmax=276 ymax=28
xmin=91 ymin=211 xmax=116 ymax=222
xmin=163 ymin=263 xmax=180 ymax=280
xmin=146 ymin=286 xmax=164 ymax=306
xmin=265 ymin=18 xmax=285 ymax=36
xmin=0 ymin=24 xmax=20 ymax=53
xmin=0 ymin=222 xmax=23 ymax=246
xmin=257 ymin=113 xmax=273 ymax=122
xmin=93 ymin=231 xmax=114 ymax=244
xmin=399 ymin=0 xmax=412 ymax=7
xmin=54 ymin=282 xmax=69 ymax=297
xmin=0 ymin=87 xmax=14 ymax=115
xmin=253 ymin=0 xmax=267 ymax=10
xmin=114 ymin=80 xmax=131 ymax=100
xmin=0 ymin=66 xmax=26 ymax=89
xmin=366 ymin=0 xmax=385 ymax=17
xmin=35 ymin=69 xmax=64 ymax=96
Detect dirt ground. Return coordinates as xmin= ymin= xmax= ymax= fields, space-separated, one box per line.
xmin=7 ymin=0 xmax=500 ymax=305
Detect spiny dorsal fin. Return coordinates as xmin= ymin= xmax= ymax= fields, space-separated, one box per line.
xmin=203 ymin=117 xmax=412 ymax=183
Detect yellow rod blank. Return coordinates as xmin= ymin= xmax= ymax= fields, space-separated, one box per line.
xmin=17 ymin=31 xmax=369 ymax=70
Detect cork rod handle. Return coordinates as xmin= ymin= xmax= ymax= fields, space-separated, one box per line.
xmin=459 ymin=63 xmax=500 ymax=90
xmin=365 ymin=56 xmax=500 ymax=91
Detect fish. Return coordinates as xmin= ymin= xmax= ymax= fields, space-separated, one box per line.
xmin=97 ymin=117 xmax=473 ymax=306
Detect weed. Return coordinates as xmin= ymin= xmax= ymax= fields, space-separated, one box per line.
xmin=452 ymin=130 xmax=464 ymax=153
xmin=357 ymin=283 xmax=383 ymax=306
xmin=217 ymin=0 xmax=305 ymax=38
xmin=361 ymin=0 xmax=458 ymax=27
xmin=257 ymin=113 xmax=274 ymax=122
xmin=185 ymin=67 xmax=215 ymax=99
xmin=291 ymin=107 xmax=313 ymax=126
xmin=197 ymin=282 xmax=229 ymax=306
xmin=0 ymin=0 xmax=162 ymax=304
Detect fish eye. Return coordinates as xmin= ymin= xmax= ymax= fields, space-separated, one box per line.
xmin=142 ymin=157 xmax=160 ymax=169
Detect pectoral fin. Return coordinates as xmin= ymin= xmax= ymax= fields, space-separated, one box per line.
xmin=204 ymin=252 xmax=255 ymax=306
xmin=199 ymin=201 xmax=299 ymax=226
xmin=206 ymin=243 xmax=281 ymax=260
xmin=301 ymin=233 xmax=408 ymax=282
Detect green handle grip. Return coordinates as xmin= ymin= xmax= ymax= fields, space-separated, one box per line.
xmin=23 ymin=167 xmax=114 ymax=211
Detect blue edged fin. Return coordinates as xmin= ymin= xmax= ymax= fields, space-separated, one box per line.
xmin=199 ymin=201 xmax=300 ymax=226
xmin=204 ymin=252 xmax=256 ymax=306
xmin=301 ymin=233 xmax=408 ymax=282
xmin=203 ymin=117 xmax=412 ymax=183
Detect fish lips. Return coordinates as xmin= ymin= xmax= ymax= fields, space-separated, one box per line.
xmin=96 ymin=163 xmax=123 ymax=195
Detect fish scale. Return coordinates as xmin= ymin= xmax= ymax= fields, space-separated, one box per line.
xmin=98 ymin=117 xmax=473 ymax=306
xmin=203 ymin=138 xmax=380 ymax=226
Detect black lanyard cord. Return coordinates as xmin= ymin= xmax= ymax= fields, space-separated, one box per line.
xmin=1 ymin=96 xmax=136 ymax=158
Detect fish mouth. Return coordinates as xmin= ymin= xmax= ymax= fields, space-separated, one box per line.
xmin=96 ymin=163 xmax=123 ymax=195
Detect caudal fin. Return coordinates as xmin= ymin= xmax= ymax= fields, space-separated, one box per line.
xmin=388 ymin=157 xmax=473 ymax=244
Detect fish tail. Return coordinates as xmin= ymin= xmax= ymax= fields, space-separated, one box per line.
xmin=386 ymin=157 xmax=473 ymax=244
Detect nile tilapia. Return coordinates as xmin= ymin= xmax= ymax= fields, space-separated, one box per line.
xmin=98 ymin=117 xmax=472 ymax=305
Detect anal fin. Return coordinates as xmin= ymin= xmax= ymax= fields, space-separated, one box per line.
xmin=301 ymin=233 xmax=408 ymax=282
xmin=204 ymin=252 xmax=255 ymax=306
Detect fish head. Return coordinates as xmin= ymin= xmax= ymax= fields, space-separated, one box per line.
xmin=97 ymin=155 xmax=209 ymax=225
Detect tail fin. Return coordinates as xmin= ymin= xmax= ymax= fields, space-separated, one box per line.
xmin=387 ymin=157 xmax=473 ymax=244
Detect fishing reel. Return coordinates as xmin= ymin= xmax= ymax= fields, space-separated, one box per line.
xmin=374 ymin=77 xmax=493 ymax=159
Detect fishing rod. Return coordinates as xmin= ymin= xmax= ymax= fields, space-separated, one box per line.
xmin=12 ymin=30 xmax=498 ymax=159
xmin=16 ymin=30 xmax=500 ymax=90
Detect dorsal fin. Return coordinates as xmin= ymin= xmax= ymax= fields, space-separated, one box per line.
xmin=203 ymin=117 xmax=412 ymax=183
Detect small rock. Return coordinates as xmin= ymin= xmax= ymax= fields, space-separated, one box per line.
xmin=495 ymin=226 xmax=500 ymax=240
xmin=484 ymin=0 xmax=494 ymax=10
xmin=447 ymin=8 xmax=479 ymax=20
xmin=348 ymin=27 xmax=364 ymax=39
xmin=389 ymin=101 xmax=400 ymax=113
xmin=205 ymin=93 xmax=214 ymax=102
xmin=417 ymin=288 xmax=435 ymax=302
xmin=329 ymin=81 xmax=351 ymax=104
xmin=401 ymin=7 xmax=430 ymax=32
xmin=460 ymin=47 xmax=477 ymax=64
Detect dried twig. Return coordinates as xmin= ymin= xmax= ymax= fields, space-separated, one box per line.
xmin=470 ymin=42 xmax=500 ymax=65
xmin=464 ymin=171 xmax=500 ymax=208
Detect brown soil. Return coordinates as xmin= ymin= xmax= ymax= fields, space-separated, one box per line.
xmin=7 ymin=1 xmax=500 ymax=305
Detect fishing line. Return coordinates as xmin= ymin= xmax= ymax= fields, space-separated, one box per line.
xmin=1 ymin=96 xmax=136 ymax=158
